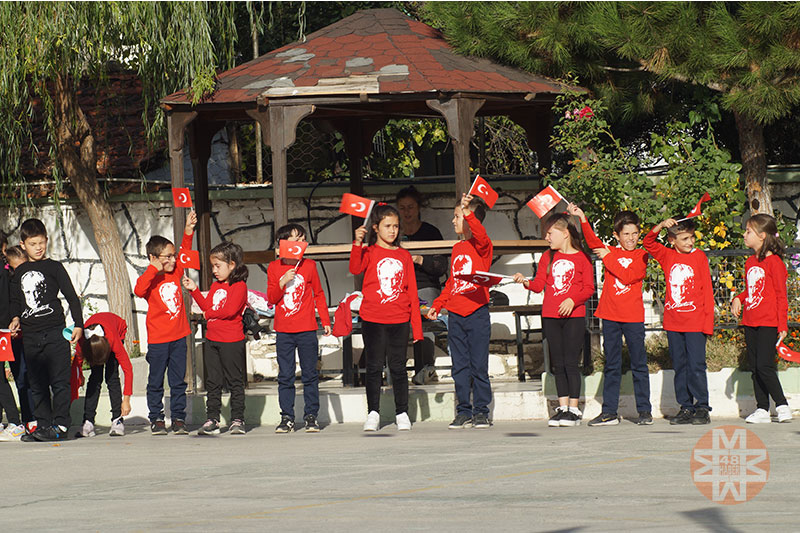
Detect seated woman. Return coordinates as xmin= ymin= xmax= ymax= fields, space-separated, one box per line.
xmin=396 ymin=185 xmax=448 ymax=384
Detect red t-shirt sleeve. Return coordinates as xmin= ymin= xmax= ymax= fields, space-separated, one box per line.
xmin=642 ymin=229 xmax=669 ymax=264
xmin=266 ymin=261 xmax=284 ymax=306
xmin=573 ymin=255 xmax=596 ymax=306
xmin=134 ymin=265 xmax=159 ymax=298
xmin=110 ymin=319 xmax=133 ymax=396
xmin=309 ymin=264 xmax=332 ymax=327
xmin=772 ymin=258 xmax=789 ymax=332
xmin=580 ymin=220 xmax=607 ymax=250
xmin=529 ymin=252 xmax=550 ymax=293
xmin=432 ymin=271 xmax=453 ymax=313
xmin=349 ymin=243 xmax=369 ymax=275
xmin=465 ymin=213 xmax=492 ymax=260
xmin=405 ymin=253 xmax=423 ymax=341
xmin=602 ymin=251 xmax=647 ymax=285
xmin=698 ymin=253 xmax=715 ymax=335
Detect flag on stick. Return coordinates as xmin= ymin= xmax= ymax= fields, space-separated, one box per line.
xmin=526 ymin=185 xmax=564 ymax=218
xmin=468 ymin=175 xmax=499 ymax=209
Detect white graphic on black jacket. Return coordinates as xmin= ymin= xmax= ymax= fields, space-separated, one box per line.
xmin=20 ymin=270 xmax=54 ymax=319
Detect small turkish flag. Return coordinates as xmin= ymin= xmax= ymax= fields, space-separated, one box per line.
xmin=684 ymin=192 xmax=711 ymax=219
xmin=172 ymin=188 xmax=193 ymax=208
xmin=179 ymin=249 xmax=200 ymax=270
xmin=777 ymin=342 xmax=800 ymax=363
xmin=526 ymin=185 xmax=564 ymax=218
xmin=279 ymin=240 xmax=308 ymax=261
xmin=468 ymin=175 xmax=498 ymax=209
xmin=0 ymin=330 xmax=14 ymax=362
xmin=453 ymin=270 xmax=507 ymax=287
xmin=339 ymin=193 xmax=374 ymax=219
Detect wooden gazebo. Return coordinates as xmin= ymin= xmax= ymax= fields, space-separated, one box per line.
xmin=160 ymin=8 xmax=579 ymax=289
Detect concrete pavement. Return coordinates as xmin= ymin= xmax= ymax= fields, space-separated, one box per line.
xmin=2 ymin=417 xmax=798 ymax=532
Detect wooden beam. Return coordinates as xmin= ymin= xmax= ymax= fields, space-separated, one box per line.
xmin=426 ymin=97 xmax=485 ymax=197
xmin=166 ymin=110 xmax=197 ymax=246
xmin=268 ymin=104 xmax=315 ymax=231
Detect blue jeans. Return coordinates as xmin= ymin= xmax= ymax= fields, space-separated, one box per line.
xmin=276 ymin=331 xmax=319 ymax=420
xmin=448 ymin=305 xmax=491 ymax=416
xmin=146 ymin=339 xmax=188 ymax=422
xmin=666 ymin=331 xmax=710 ymax=411
xmin=601 ymin=320 xmax=651 ymax=414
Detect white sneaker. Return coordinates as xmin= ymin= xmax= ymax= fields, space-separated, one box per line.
xmin=776 ymin=404 xmax=793 ymax=423
xmin=81 ymin=420 xmax=96 ymax=437
xmin=745 ymin=408 xmax=771 ymax=424
xmin=363 ymin=411 xmax=380 ymax=432
xmin=396 ymin=412 xmax=411 ymax=431
xmin=0 ymin=423 xmax=25 ymax=441
xmin=110 ymin=417 xmax=125 ymax=436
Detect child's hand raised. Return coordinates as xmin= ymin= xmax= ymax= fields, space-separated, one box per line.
xmin=185 ymin=210 xmax=197 ymax=234
xmin=182 ymin=274 xmax=197 ymax=292
xmin=662 ymin=218 xmax=678 ymax=229
xmin=354 ymin=226 xmax=367 ymax=245
xmin=149 ymin=255 xmax=164 ymax=272
xmin=460 ymin=193 xmax=473 ymax=215
xmin=567 ymin=203 xmax=587 ymax=222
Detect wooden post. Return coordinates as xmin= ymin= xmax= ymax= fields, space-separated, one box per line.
xmin=188 ymin=120 xmax=222 ymax=291
xmin=267 ymin=104 xmax=315 ymax=233
xmin=427 ymin=97 xmax=485 ymax=197
xmin=509 ymin=109 xmax=553 ymax=176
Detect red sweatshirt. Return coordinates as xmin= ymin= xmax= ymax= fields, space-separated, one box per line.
xmin=191 ymin=280 xmax=247 ymax=342
xmin=735 ymin=254 xmax=788 ymax=332
xmin=74 ymin=312 xmax=133 ymax=396
xmin=581 ymin=221 xmax=648 ymax=323
xmin=349 ymin=244 xmax=423 ymax=341
xmin=643 ymin=230 xmax=714 ymax=335
xmin=134 ymin=232 xmax=193 ymax=344
xmin=432 ymin=212 xmax=494 ymax=317
xmin=528 ymin=250 xmax=595 ymax=318
xmin=266 ymin=258 xmax=331 ymax=333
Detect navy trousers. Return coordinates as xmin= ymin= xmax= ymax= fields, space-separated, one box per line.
xmin=601 ymin=320 xmax=651 ymax=414
xmin=276 ymin=331 xmax=319 ymax=420
xmin=666 ymin=331 xmax=710 ymax=411
xmin=146 ymin=339 xmax=188 ymax=422
xmin=448 ymin=305 xmax=492 ymax=416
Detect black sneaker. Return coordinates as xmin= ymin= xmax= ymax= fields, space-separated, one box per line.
xmin=637 ymin=411 xmax=654 ymax=425
xmin=448 ymin=413 xmax=473 ymax=429
xmin=559 ymin=410 xmax=581 ymax=427
xmin=151 ymin=420 xmax=168 ymax=435
xmin=588 ymin=413 xmax=619 ymax=426
xmin=275 ymin=415 xmax=295 ymax=433
xmin=28 ymin=425 xmax=68 ymax=442
xmin=304 ymin=414 xmax=320 ymax=433
xmin=22 ymin=426 xmax=50 ymax=442
xmin=548 ymin=407 xmax=566 ymax=427
xmin=473 ymin=413 xmax=491 ymax=429
xmin=197 ymin=419 xmax=220 ymax=436
xmin=171 ymin=420 xmax=188 ymax=435
xmin=692 ymin=408 xmax=711 ymax=425
xmin=228 ymin=419 xmax=246 ymax=435
xmin=670 ymin=408 xmax=694 ymax=425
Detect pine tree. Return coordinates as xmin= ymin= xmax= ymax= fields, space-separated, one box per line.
xmin=424 ymin=1 xmax=800 ymax=215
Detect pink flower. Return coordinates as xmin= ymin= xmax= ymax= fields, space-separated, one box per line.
xmin=578 ymin=106 xmax=594 ymax=119
xmin=565 ymin=111 xmax=572 ymax=119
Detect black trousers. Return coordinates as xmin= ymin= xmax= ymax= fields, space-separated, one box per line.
xmin=23 ymin=328 xmax=72 ymax=428
xmin=745 ymin=326 xmax=788 ymax=410
xmin=362 ymin=321 xmax=409 ymax=415
xmin=204 ymin=340 xmax=246 ymax=421
xmin=83 ymin=355 xmax=122 ymax=424
xmin=543 ymin=317 xmax=585 ymax=399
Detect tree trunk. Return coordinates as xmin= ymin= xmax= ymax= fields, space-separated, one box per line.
xmin=52 ymin=75 xmax=136 ymax=352
xmin=733 ymin=111 xmax=772 ymax=215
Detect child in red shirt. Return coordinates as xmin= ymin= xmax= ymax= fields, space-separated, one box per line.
xmin=350 ymin=204 xmax=422 ymax=432
xmin=74 ymin=312 xmax=133 ymax=438
xmin=644 ymin=217 xmax=713 ymax=425
xmin=731 ymin=214 xmax=792 ymax=424
xmin=514 ymin=212 xmax=595 ymax=427
xmin=266 ymin=224 xmax=331 ymax=433
xmin=184 ymin=242 xmax=249 ymax=435
xmin=569 ymin=205 xmax=652 ymax=426
xmin=134 ymin=211 xmax=195 ymax=435
xmin=427 ymin=194 xmax=493 ymax=429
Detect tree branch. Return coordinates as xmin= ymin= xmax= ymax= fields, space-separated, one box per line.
xmin=636 ymin=59 xmax=727 ymax=93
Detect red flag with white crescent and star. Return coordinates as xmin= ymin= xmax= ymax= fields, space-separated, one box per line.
xmin=453 ymin=270 xmax=508 ymax=288
xmin=179 ymin=249 xmax=200 ymax=270
xmin=526 ymin=185 xmax=564 ymax=218
xmin=468 ymin=175 xmax=498 ymax=209
xmin=777 ymin=342 xmax=800 ymax=363
xmin=279 ymin=240 xmax=308 ymax=261
xmin=339 ymin=193 xmax=374 ymax=219
xmin=172 ymin=187 xmax=193 ymax=208
xmin=0 ymin=330 xmax=14 ymax=362
xmin=684 ymin=192 xmax=711 ymax=219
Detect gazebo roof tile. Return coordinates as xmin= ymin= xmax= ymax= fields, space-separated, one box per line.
xmin=163 ymin=8 xmax=574 ymax=106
